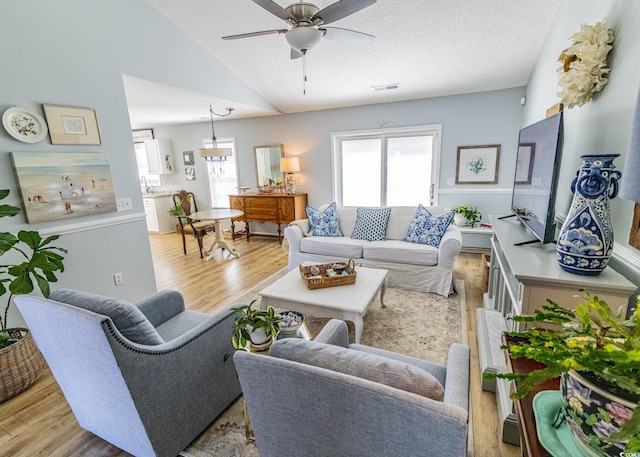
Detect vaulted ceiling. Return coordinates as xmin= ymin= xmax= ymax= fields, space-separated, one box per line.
xmin=127 ymin=0 xmax=563 ymax=128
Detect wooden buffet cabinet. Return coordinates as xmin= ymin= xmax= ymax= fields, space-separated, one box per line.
xmin=229 ymin=193 xmax=307 ymax=243
xmin=478 ymin=215 xmax=636 ymax=447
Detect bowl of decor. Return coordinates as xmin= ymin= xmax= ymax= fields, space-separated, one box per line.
xmin=277 ymin=310 xmax=304 ymax=338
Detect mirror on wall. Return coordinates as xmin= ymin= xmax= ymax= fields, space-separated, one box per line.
xmin=255 ymin=144 xmax=284 ymax=186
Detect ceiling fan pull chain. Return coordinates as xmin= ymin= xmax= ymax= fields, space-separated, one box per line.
xmin=303 ymin=54 xmax=307 ymax=95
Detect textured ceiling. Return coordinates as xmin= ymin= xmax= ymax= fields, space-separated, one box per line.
xmin=128 ymin=0 xmax=563 ymax=128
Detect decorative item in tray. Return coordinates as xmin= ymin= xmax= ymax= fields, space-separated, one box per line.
xmin=299 ymin=259 xmax=356 ymax=290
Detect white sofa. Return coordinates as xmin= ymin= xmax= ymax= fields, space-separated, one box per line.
xmin=284 ymin=205 xmax=462 ymax=296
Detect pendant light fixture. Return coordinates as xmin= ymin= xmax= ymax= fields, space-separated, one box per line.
xmin=199 ymin=104 xmax=234 ymax=162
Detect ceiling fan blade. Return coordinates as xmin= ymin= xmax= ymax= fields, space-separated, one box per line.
xmin=252 ymin=0 xmax=296 ymax=21
xmin=312 ymin=0 xmax=376 ymax=25
xmin=222 ymin=29 xmax=287 ymax=40
xmin=321 ymin=27 xmax=374 ymax=45
xmin=290 ymin=48 xmax=304 ymax=60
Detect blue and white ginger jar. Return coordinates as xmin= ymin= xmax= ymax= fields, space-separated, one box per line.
xmin=556 ymin=154 xmax=621 ymax=276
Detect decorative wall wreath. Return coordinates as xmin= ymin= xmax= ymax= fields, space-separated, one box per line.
xmin=557 ymin=20 xmax=614 ymax=109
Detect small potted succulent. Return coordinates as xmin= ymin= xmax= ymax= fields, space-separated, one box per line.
xmin=224 ymin=300 xmax=280 ymax=360
xmin=490 ymin=293 xmax=640 ymax=455
xmin=451 ymin=205 xmax=482 ymax=228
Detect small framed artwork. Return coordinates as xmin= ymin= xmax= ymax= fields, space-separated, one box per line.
xmin=185 ymin=167 xmax=196 ymax=181
xmin=183 ymin=150 xmax=194 ymax=165
xmin=514 ymin=143 xmax=536 ymax=184
xmin=43 ymin=105 xmax=102 ymax=145
xmin=455 ymin=144 xmax=500 ymax=184
xmin=132 ymin=129 xmax=154 ymax=143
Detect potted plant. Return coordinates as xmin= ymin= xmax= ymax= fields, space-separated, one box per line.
xmin=224 ymin=300 xmax=280 ymax=360
xmin=491 ymin=293 xmax=640 ymax=455
xmin=0 ymin=189 xmax=67 ymax=401
xmin=451 ymin=205 xmax=482 ymax=228
xmin=167 ymin=205 xmax=185 ymax=219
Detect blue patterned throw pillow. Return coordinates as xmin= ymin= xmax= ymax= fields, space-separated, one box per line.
xmin=351 ymin=207 xmax=392 ymax=241
xmin=306 ymin=202 xmax=343 ymax=237
xmin=403 ymin=204 xmax=453 ymax=247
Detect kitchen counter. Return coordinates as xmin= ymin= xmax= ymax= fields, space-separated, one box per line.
xmin=141 ymin=192 xmax=175 ymax=198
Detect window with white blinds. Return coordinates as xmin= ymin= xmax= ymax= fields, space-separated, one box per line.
xmin=203 ymin=138 xmax=238 ymax=208
xmin=331 ymin=125 xmax=442 ymax=206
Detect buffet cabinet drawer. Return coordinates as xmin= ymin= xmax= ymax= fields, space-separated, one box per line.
xmin=245 ymin=208 xmax=278 ymax=219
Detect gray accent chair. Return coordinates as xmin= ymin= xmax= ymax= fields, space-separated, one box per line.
xmin=15 ymin=289 xmax=242 ymax=457
xmin=234 ymin=319 xmax=471 ymax=457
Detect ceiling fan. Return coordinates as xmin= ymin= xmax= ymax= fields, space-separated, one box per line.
xmin=222 ymin=0 xmax=376 ymax=59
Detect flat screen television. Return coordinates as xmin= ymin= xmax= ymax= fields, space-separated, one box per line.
xmin=510 ymin=112 xmax=564 ymax=244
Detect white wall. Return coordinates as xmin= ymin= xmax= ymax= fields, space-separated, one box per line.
xmin=524 ymin=0 xmax=640 ymax=295
xmin=524 ymin=0 xmax=640 ymax=278
xmin=154 ymin=87 xmax=527 ymax=229
xmin=0 ymin=0 xmax=275 ymax=326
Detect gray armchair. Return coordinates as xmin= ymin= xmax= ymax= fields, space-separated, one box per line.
xmin=15 ymin=289 xmax=241 ymax=457
xmin=234 ymin=319 xmax=470 ymax=457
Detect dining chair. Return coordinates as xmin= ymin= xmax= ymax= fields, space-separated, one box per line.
xmin=172 ymin=190 xmax=214 ymax=258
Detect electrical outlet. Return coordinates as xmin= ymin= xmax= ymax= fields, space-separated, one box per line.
xmin=116 ymin=198 xmax=132 ymax=212
xmin=447 ymin=178 xmax=455 ymax=185
xmin=114 ymin=272 xmax=124 ymax=286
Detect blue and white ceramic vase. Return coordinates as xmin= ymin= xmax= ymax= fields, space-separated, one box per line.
xmin=556 ymin=154 xmax=621 ymax=275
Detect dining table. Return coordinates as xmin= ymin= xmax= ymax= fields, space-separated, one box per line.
xmin=188 ymin=209 xmax=244 ymax=261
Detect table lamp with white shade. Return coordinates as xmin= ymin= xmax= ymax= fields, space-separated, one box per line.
xmin=280 ymin=157 xmax=301 ymax=194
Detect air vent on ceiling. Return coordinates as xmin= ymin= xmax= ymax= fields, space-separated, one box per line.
xmin=372 ymin=83 xmax=399 ymax=92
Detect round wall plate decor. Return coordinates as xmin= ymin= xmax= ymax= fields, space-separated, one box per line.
xmin=2 ymin=106 xmax=48 ymax=143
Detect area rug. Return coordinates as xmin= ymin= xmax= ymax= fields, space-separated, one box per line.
xmin=180 ymin=269 xmax=466 ymax=457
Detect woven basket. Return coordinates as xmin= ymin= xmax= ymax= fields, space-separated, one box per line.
xmin=299 ymin=259 xmax=357 ymax=290
xmin=0 ymin=328 xmax=46 ymax=403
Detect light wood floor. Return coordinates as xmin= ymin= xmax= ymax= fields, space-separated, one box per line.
xmin=0 ymin=233 xmax=520 ymax=457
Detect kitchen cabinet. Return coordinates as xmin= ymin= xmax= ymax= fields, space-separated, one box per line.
xmin=144 ymin=139 xmax=174 ymax=174
xmin=143 ymin=196 xmax=175 ymax=234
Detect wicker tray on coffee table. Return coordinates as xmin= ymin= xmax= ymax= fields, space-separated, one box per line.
xmin=299 ymin=259 xmax=356 ymax=290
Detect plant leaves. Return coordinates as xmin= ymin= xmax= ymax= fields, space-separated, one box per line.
xmin=0 ymin=232 xmax=19 ymax=255
xmin=0 ymin=204 xmax=21 ymax=218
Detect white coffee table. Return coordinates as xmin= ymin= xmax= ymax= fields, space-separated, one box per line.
xmin=259 ymin=263 xmax=388 ymax=344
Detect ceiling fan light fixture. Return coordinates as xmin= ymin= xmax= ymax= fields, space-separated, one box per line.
xmin=286 ymin=27 xmax=322 ymax=53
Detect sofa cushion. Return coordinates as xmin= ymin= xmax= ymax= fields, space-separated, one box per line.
xmin=300 ymin=236 xmax=368 ymax=258
xmin=363 ymin=240 xmax=438 ymax=266
xmin=351 ymin=207 xmax=392 ymax=241
xmin=403 ymin=204 xmax=454 ymax=247
xmin=50 ymin=289 xmax=165 ymax=345
xmin=306 ymin=202 xmax=343 ymax=237
xmin=270 ymin=339 xmax=444 ymax=401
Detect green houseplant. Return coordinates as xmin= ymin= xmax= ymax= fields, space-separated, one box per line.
xmin=491 ymin=293 xmax=640 ymax=455
xmin=224 ymin=300 xmax=280 ymax=361
xmin=451 ymin=205 xmax=482 ymax=228
xmin=0 ymin=189 xmax=67 ymax=401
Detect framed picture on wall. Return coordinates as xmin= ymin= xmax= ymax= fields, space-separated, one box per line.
xmin=455 ymin=144 xmax=500 ymax=184
xmin=10 ymin=151 xmax=117 ymax=223
xmin=42 ymin=104 xmax=102 ymax=145
xmin=183 ymin=150 xmax=194 ymax=165
xmin=132 ymin=129 xmax=154 ymax=143
xmin=185 ymin=167 xmax=196 ymax=181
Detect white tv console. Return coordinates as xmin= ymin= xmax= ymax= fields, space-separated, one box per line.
xmin=477 ymin=215 xmax=636 ymax=446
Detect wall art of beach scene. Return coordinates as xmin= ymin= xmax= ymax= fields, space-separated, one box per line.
xmin=10 ymin=151 xmax=117 ymax=223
